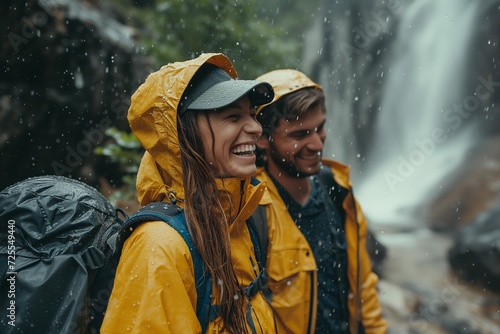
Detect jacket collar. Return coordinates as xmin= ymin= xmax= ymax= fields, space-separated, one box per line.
xmin=136 ymin=151 xmax=264 ymax=223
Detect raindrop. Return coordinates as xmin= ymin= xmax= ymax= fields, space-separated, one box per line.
xmin=74 ymin=67 xmax=84 ymax=89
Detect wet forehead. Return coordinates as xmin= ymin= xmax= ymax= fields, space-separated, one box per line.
xmin=277 ymin=105 xmax=326 ymax=133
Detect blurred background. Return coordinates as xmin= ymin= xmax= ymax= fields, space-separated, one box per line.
xmin=1 ymin=0 xmax=499 ymax=332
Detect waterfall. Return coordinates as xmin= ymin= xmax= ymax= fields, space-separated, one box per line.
xmin=370 ymin=0 xmax=478 ymax=156
xmin=353 ymin=0 xmax=480 ymax=227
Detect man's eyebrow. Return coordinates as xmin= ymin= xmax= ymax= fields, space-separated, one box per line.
xmin=317 ymin=119 xmax=327 ymax=128
xmin=288 ymin=119 xmax=326 ymax=134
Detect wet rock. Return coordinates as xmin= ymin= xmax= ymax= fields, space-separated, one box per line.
xmin=421 ymin=135 xmax=500 ymax=231
xmin=448 ymin=201 xmax=500 ymax=293
xmin=0 ymin=0 xmax=150 ymax=190
xmin=366 ymin=229 xmax=387 ymax=277
xmin=377 ymin=280 xmax=420 ymax=322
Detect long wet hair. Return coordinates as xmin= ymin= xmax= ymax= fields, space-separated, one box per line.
xmin=177 ymin=109 xmax=248 ymax=333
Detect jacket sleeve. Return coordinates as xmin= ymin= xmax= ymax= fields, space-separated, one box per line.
xmin=101 ymin=221 xmax=202 ymax=334
xmin=354 ymin=199 xmax=388 ymax=334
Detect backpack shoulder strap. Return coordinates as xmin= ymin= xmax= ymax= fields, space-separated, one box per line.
xmin=246 ymin=205 xmax=273 ymax=304
xmin=117 ymin=202 xmax=212 ymax=333
xmin=318 ymin=165 xmax=348 ymax=219
xmin=318 ymin=164 xmax=335 ymax=191
xmin=248 ymin=205 xmax=268 ymax=268
xmin=248 ymin=177 xmax=269 ymax=267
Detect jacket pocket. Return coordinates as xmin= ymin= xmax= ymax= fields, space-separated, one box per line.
xmin=267 ymin=245 xmax=316 ymax=282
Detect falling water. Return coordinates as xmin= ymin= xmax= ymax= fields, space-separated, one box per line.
xmin=355 ymin=0 xmax=480 ymax=227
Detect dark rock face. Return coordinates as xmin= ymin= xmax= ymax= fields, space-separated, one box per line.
xmin=0 ymin=0 xmax=150 ymax=190
xmin=421 ymin=135 xmax=500 ymax=231
xmin=448 ymin=202 xmax=500 ymax=293
xmin=366 ymin=229 xmax=387 ymax=277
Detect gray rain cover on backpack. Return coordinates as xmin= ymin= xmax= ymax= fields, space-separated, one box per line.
xmin=0 ymin=175 xmax=122 ymax=334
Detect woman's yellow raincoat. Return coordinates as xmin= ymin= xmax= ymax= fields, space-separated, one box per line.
xmin=101 ymin=53 xmax=276 ymax=333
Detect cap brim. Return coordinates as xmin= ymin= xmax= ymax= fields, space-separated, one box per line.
xmin=187 ymin=80 xmax=274 ymax=111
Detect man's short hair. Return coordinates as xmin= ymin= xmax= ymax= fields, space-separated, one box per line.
xmin=255 ymin=87 xmax=325 ymax=167
xmin=257 ymin=87 xmax=325 ymax=137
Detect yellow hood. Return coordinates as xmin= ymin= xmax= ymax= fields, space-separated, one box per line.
xmin=255 ymin=69 xmax=322 ymax=114
xmin=128 ymin=53 xmax=237 ymax=205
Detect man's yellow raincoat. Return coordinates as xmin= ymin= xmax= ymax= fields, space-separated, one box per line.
xmin=255 ymin=68 xmax=387 ymax=333
xmin=257 ymin=161 xmax=387 ymax=334
xmin=101 ymin=53 xmax=276 ymax=333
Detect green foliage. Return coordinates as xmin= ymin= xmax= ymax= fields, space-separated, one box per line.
xmin=94 ymin=127 xmax=143 ymax=201
xmin=94 ymin=127 xmax=142 ymax=171
xmin=111 ymin=0 xmax=320 ymax=78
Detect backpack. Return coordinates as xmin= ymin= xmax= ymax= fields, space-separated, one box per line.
xmin=0 ymin=175 xmax=268 ymax=334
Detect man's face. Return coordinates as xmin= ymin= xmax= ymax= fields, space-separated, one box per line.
xmin=197 ymin=95 xmax=262 ymax=178
xmin=259 ymin=105 xmax=326 ymax=178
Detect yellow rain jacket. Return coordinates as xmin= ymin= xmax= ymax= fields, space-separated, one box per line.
xmin=254 ymin=68 xmax=386 ymax=333
xmin=101 ymin=53 xmax=276 ymax=333
xmin=256 ymin=160 xmax=387 ymax=334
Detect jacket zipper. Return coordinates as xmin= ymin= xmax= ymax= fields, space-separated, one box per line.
xmin=237 ymin=180 xmax=245 ymax=215
xmin=307 ymin=270 xmax=317 ymax=334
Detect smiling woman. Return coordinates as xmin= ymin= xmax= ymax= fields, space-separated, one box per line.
xmin=197 ymin=97 xmax=262 ymax=178
xmin=101 ymin=53 xmax=275 ymax=334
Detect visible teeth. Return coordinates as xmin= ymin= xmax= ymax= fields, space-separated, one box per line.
xmin=232 ymin=144 xmax=256 ymax=154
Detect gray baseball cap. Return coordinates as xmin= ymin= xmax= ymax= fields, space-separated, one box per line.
xmin=178 ymin=63 xmax=274 ymax=114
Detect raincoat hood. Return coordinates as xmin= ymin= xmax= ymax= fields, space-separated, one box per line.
xmin=255 ymin=69 xmax=322 ymax=114
xmin=128 ymin=53 xmax=237 ymax=204
xmin=129 ymin=53 xmax=271 ymax=215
